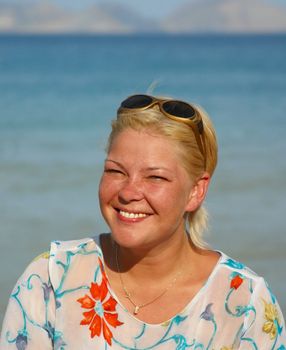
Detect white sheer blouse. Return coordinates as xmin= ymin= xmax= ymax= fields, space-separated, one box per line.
xmin=1 ymin=235 xmax=285 ymax=349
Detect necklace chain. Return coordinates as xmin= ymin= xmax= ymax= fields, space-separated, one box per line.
xmin=115 ymin=243 xmax=182 ymax=315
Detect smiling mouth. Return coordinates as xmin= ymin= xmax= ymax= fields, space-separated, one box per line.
xmin=119 ymin=210 xmax=148 ymax=219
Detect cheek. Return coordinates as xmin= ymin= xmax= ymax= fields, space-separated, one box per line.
xmin=147 ymin=184 xmax=189 ymax=211
xmin=98 ymin=175 xmax=122 ymax=203
xmin=98 ymin=176 xmax=112 ymax=204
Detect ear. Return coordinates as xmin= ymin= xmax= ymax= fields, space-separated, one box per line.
xmin=185 ymin=172 xmax=211 ymax=212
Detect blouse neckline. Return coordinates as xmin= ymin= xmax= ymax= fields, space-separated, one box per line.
xmin=93 ymin=233 xmax=225 ymax=327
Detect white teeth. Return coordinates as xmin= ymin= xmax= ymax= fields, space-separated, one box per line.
xmin=119 ymin=210 xmax=148 ymax=219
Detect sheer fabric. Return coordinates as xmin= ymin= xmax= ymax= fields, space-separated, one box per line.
xmin=1 ymin=235 xmax=285 ymax=349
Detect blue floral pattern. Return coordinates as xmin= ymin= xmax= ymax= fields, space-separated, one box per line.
xmin=1 ymin=235 xmax=285 ymax=349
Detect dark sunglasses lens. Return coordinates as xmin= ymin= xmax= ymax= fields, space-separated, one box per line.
xmin=121 ymin=95 xmax=153 ymax=109
xmin=162 ymin=101 xmax=195 ymax=119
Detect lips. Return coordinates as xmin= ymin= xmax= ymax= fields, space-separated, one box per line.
xmin=115 ymin=208 xmax=152 ymax=222
xmin=119 ymin=210 xmax=148 ymax=219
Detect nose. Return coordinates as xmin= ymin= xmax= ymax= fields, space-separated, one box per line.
xmin=118 ymin=178 xmax=144 ymax=204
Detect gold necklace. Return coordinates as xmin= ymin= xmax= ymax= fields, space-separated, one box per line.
xmin=115 ymin=243 xmax=182 ymax=315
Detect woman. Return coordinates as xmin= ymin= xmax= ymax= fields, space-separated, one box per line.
xmin=1 ymin=94 xmax=285 ymax=349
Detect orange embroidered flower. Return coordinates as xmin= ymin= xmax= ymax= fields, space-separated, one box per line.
xmin=230 ymin=274 xmax=243 ymax=290
xmin=77 ymin=280 xmax=123 ymax=345
xmin=262 ymin=299 xmax=280 ymax=340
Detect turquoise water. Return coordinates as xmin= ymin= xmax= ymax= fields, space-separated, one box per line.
xmin=1 ymin=34 xmax=286 ymax=323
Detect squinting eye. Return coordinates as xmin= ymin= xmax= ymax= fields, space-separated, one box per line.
xmin=104 ymin=169 xmax=124 ymax=175
xmin=148 ymin=175 xmax=168 ymax=181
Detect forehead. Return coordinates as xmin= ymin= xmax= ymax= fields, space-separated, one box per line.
xmin=107 ymin=129 xmax=183 ymax=169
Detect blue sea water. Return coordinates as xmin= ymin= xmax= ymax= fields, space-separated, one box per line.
xmin=0 ymin=34 xmax=286 ymax=324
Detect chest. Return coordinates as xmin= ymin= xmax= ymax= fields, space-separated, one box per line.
xmin=54 ymin=289 xmax=245 ymax=350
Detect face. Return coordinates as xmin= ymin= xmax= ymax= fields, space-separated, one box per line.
xmin=99 ymin=128 xmax=203 ymax=250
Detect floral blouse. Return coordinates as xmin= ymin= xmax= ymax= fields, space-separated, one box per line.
xmin=1 ymin=235 xmax=285 ymax=350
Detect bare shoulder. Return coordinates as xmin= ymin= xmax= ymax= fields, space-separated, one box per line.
xmin=189 ymin=248 xmax=221 ymax=283
xmin=199 ymin=249 xmax=221 ymax=267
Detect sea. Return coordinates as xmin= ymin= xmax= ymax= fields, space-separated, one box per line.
xmin=0 ymin=34 xmax=286 ymax=325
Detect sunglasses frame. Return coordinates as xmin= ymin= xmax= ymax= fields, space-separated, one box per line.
xmin=119 ymin=94 xmax=206 ymax=164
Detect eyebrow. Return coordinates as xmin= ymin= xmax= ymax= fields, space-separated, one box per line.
xmin=145 ymin=167 xmax=172 ymax=173
xmin=105 ymin=159 xmax=123 ymax=167
xmin=105 ymin=159 xmax=173 ymax=173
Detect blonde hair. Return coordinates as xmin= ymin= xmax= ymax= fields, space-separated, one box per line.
xmin=106 ymin=99 xmax=218 ymax=249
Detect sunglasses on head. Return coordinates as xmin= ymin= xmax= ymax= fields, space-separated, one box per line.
xmin=119 ymin=94 xmax=206 ymax=163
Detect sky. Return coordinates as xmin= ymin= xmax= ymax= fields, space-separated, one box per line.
xmin=56 ymin=0 xmax=188 ymax=17
xmin=2 ymin=0 xmax=190 ymax=19
xmin=2 ymin=0 xmax=286 ymax=19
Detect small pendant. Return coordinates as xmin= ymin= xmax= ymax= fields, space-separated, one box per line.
xmin=134 ymin=306 xmax=140 ymax=315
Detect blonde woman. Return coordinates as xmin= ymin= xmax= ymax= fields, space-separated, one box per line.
xmin=1 ymin=94 xmax=285 ymax=349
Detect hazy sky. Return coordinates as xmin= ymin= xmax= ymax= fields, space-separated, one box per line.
xmin=2 ymin=0 xmax=286 ymax=19
xmin=56 ymin=0 xmax=189 ymax=17
xmin=2 ymin=0 xmax=190 ymax=18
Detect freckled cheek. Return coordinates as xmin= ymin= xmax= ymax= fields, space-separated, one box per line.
xmin=99 ymin=177 xmax=125 ymax=201
xmin=144 ymin=185 xmax=173 ymax=205
xmin=148 ymin=185 xmax=188 ymax=212
xmin=99 ymin=178 xmax=113 ymax=201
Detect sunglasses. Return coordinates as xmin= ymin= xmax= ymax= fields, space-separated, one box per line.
xmin=119 ymin=94 xmax=206 ymax=162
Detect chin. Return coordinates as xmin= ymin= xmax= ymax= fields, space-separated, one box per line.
xmin=110 ymin=229 xmax=142 ymax=247
xmin=108 ymin=227 xmax=153 ymax=250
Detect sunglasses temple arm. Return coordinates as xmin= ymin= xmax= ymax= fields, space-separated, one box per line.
xmin=193 ymin=128 xmax=207 ymax=169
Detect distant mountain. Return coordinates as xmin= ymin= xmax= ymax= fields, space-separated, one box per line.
xmin=160 ymin=0 xmax=286 ymax=33
xmin=0 ymin=1 xmax=158 ymax=33
xmin=0 ymin=2 xmax=76 ymax=33
xmin=0 ymin=0 xmax=286 ymax=34
xmin=94 ymin=3 xmax=158 ymax=32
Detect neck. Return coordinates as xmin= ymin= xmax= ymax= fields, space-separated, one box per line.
xmin=114 ymin=231 xmax=197 ymax=283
